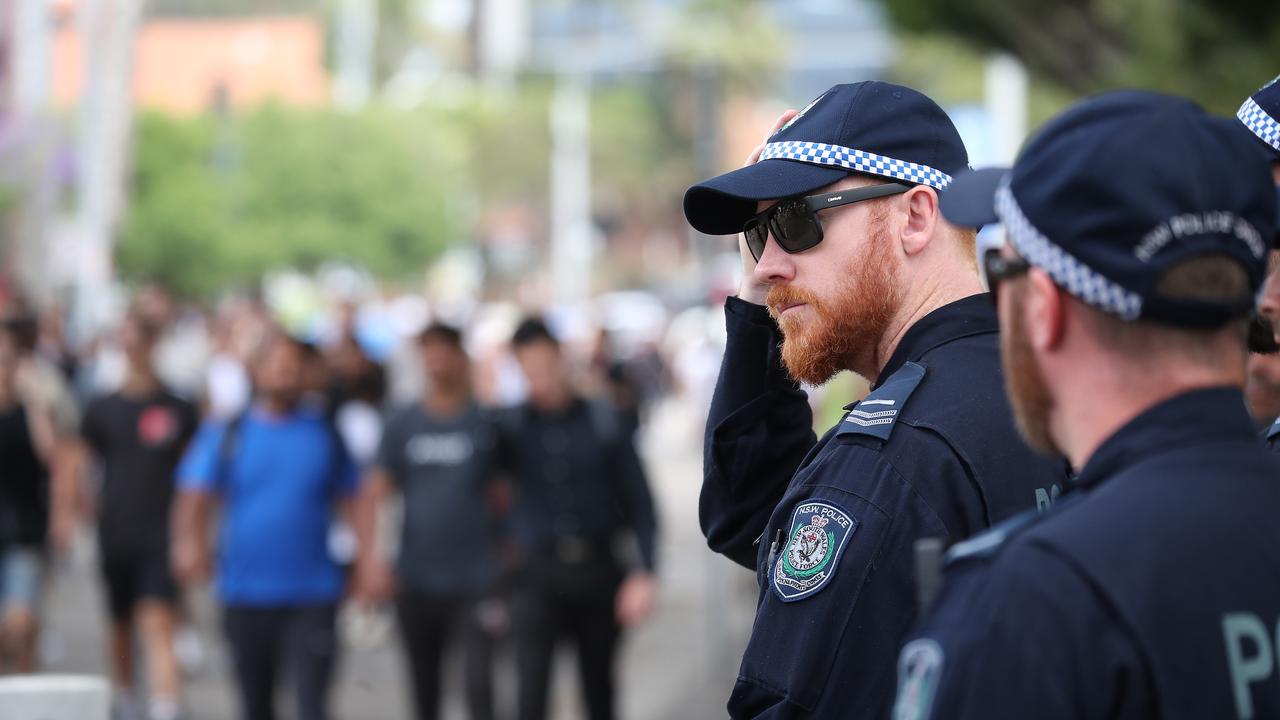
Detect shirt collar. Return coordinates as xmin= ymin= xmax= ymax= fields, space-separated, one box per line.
xmin=1073 ymin=386 xmax=1254 ymax=490
xmin=873 ymin=293 xmax=997 ymax=390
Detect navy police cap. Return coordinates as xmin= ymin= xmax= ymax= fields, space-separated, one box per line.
xmin=940 ymin=90 xmax=1276 ymax=329
xmin=1238 ymin=74 xmax=1280 ymax=161
xmin=683 ymin=81 xmax=970 ymax=236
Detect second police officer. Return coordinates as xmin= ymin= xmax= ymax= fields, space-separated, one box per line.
xmin=682 ymin=81 xmax=1069 ymax=717
xmin=892 ymin=90 xmax=1280 ymax=720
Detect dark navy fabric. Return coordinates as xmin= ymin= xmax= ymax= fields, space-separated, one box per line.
xmin=898 ymin=388 xmax=1280 ymax=720
xmin=1266 ymin=417 xmax=1280 ymax=455
xmin=703 ymin=294 xmax=1068 ymax=718
xmin=684 ymin=81 xmax=970 ymax=235
xmin=496 ymin=398 xmax=658 ymax=573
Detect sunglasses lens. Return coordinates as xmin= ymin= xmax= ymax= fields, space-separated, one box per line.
xmin=771 ymin=201 xmax=822 ymax=254
xmin=743 ymin=221 xmax=768 ymax=261
xmin=982 ymin=249 xmax=1003 ymax=304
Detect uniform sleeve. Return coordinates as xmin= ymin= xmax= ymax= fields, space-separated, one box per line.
xmin=701 ymin=297 xmax=818 ymax=568
xmin=729 ymin=436 xmax=955 ymax=718
xmin=613 ymin=428 xmax=659 ymax=573
xmin=176 ymin=420 xmax=229 ymax=493
xmin=895 ymin=542 xmax=1145 ymax=720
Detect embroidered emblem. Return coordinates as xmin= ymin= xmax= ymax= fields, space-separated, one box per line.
xmin=775 ymin=92 xmax=826 ymax=136
xmin=892 ymin=639 xmax=944 ymax=720
xmin=772 ymin=500 xmax=856 ymax=602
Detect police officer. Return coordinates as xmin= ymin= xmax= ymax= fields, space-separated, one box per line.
xmin=683 ymin=81 xmax=1068 ymax=718
xmin=893 ymin=90 xmax=1280 ymax=720
xmin=1237 ymin=75 xmax=1280 ymax=445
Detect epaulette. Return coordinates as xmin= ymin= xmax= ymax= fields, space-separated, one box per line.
xmin=836 ymin=361 xmax=926 ymax=442
xmin=942 ymin=509 xmax=1039 ymax=566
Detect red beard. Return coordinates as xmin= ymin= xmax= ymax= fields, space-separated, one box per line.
xmin=766 ymin=224 xmax=900 ymax=385
xmin=1001 ymin=284 xmax=1059 ymax=455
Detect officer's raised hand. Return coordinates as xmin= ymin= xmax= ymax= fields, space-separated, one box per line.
xmin=737 ymin=109 xmax=798 ymax=306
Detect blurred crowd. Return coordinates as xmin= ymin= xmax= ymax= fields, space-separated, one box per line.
xmin=0 ymin=282 xmax=727 ymax=720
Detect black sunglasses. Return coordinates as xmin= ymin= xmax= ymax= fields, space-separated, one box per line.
xmin=982 ymin=248 xmax=1032 ymax=304
xmin=742 ymin=183 xmax=911 ymax=261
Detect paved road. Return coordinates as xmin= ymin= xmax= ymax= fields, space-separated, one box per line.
xmin=36 ymin=397 xmax=760 ymax=720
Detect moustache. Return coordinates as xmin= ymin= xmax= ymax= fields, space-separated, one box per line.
xmin=765 ymin=285 xmax=822 ymax=321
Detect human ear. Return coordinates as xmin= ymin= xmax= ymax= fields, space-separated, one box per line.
xmin=1025 ymin=269 xmax=1064 ymax=351
xmin=899 ymin=186 xmax=939 ymax=257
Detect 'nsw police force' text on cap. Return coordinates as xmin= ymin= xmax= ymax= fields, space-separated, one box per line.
xmin=940 ymin=90 xmax=1277 ymax=329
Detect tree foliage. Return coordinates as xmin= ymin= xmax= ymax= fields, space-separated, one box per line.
xmin=119 ymin=106 xmax=467 ymax=298
xmin=882 ymin=0 xmax=1280 ymax=113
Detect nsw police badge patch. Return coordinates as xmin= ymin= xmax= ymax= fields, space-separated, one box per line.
xmin=772 ymin=500 xmax=857 ymax=602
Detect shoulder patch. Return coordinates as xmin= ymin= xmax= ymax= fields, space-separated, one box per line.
xmin=771 ymin=500 xmax=857 ymax=602
xmin=892 ymin=639 xmax=944 ymax=720
xmin=837 ymin=361 xmax=926 ymax=441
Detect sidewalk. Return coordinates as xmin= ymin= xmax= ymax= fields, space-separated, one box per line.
xmin=37 ymin=396 xmax=760 ymax=720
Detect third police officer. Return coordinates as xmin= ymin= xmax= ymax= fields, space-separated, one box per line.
xmin=682 ymin=81 xmax=1068 ymax=717
xmin=893 ymin=90 xmax=1280 ymax=720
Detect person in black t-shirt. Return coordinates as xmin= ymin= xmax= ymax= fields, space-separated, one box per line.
xmin=79 ymin=311 xmax=198 ymax=720
xmin=0 ymin=321 xmax=57 ymax=674
xmin=353 ymin=323 xmax=502 ymax=720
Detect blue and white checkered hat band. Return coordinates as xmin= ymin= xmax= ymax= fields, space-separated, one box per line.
xmin=760 ymin=141 xmax=953 ymax=191
xmin=1238 ymin=96 xmax=1280 ymax=154
xmin=994 ymin=183 xmax=1143 ymax=321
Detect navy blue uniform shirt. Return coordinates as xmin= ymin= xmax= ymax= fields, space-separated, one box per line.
xmin=897 ymin=387 xmax=1280 ymax=720
xmin=497 ymin=397 xmax=658 ymax=572
xmin=703 ymin=294 xmax=1067 ymax=718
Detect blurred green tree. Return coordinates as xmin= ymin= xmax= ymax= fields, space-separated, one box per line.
xmin=882 ymin=0 xmax=1280 ymax=113
xmin=118 ymin=106 xmax=466 ymax=298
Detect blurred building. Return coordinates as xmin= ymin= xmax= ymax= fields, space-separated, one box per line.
xmin=52 ymin=11 xmax=330 ymax=114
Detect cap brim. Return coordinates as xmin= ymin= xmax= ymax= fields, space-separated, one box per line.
xmin=939 ymin=167 xmax=1009 ymax=229
xmin=683 ymin=159 xmax=850 ymax=236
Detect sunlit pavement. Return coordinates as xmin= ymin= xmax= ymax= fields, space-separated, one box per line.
xmin=39 ymin=396 xmax=759 ymax=720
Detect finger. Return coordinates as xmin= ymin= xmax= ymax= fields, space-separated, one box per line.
xmin=768 ymin=109 xmax=799 ymax=136
xmin=744 ymin=109 xmax=799 ymax=167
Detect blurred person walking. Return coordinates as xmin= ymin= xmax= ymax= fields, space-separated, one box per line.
xmin=353 ymin=323 xmax=501 ymax=720
xmin=0 ymin=320 xmax=61 ymax=674
xmin=893 ymin=90 xmax=1280 ymax=720
xmin=172 ymin=331 xmax=358 ymax=720
xmin=499 ymin=318 xmax=659 ymax=720
xmin=78 ymin=311 xmax=199 ymax=720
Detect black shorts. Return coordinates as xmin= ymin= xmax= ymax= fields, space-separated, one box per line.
xmin=100 ymin=545 xmax=178 ymax=621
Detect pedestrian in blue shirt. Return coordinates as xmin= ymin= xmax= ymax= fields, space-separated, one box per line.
xmin=893 ymin=90 xmax=1280 ymax=720
xmin=173 ymin=331 xmax=358 ymax=720
xmin=683 ymin=81 xmax=1068 ymax=718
